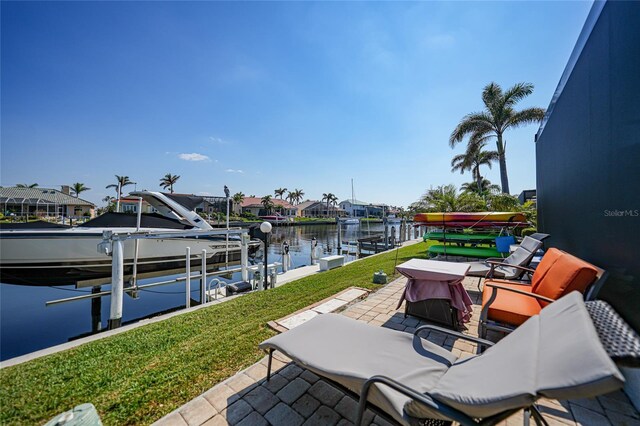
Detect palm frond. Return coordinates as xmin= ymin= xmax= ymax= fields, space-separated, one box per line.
xmin=482 ymin=82 xmax=503 ymax=110
xmin=506 ymin=107 xmax=546 ymax=129
xmin=449 ymin=113 xmax=494 ymax=147
xmin=503 ymin=82 xmax=535 ymax=107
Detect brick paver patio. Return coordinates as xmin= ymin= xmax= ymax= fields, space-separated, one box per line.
xmin=154 ymin=277 xmax=640 ymax=426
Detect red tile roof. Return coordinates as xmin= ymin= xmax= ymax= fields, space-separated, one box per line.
xmin=241 ymin=197 xmax=295 ymax=209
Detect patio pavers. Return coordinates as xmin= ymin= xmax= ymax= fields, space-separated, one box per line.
xmin=154 ymin=277 xmax=640 ymax=426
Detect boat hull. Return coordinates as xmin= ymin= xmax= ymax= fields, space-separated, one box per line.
xmin=0 ymin=228 xmax=258 ymax=286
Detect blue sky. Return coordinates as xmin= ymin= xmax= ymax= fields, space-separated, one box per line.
xmin=1 ymin=1 xmax=593 ymax=208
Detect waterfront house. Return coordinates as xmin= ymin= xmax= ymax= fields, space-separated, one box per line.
xmin=240 ymin=197 xmax=297 ymax=217
xmin=118 ymin=197 xmax=156 ymax=214
xmin=296 ymin=200 xmax=346 ymax=218
xmin=0 ymin=186 xmax=95 ymax=218
xmin=339 ymin=199 xmax=385 ymax=218
xmin=200 ymin=196 xmax=232 ymax=215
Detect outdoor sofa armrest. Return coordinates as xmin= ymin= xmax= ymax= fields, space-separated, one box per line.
xmin=486 ymin=261 xmax=536 ymax=274
xmin=484 ymin=282 xmax=554 ymax=303
xmin=356 ymin=375 xmax=477 ymax=426
xmin=482 ymin=278 xmax=533 ymax=287
xmin=414 ymin=324 xmax=495 ymax=350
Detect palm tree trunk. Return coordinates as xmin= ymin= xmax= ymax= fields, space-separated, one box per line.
xmin=496 ymin=133 xmax=510 ymax=194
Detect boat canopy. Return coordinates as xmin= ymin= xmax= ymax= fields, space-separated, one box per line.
xmin=0 ymin=221 xmax=71 ymax=230
xmin=163 ymin=193 xmax=204 ymax=212
xmin=80 ymin=212 xmax=192 ymax=229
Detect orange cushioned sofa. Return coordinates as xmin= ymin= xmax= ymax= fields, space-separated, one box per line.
xmin=479 ymin=248 xmax=604 ymax=339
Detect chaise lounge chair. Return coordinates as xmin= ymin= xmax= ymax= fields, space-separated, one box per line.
xmin=260 ymin=292 xmax=625 ymax=426
xmin=479 ymin=248 xmax=605 ymax=339
xmin=466 ymin=236 xmax=543 ymax=286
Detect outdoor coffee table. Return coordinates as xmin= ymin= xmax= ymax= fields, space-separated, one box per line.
xmin=395 ymin=259 xmax=473 ymax=329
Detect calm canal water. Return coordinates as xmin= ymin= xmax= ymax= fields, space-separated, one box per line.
xmin=0 ymin=222 xmax=405 ymax=361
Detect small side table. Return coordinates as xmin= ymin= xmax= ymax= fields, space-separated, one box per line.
xmin=396 ymin=259 xmax=472 ymax=329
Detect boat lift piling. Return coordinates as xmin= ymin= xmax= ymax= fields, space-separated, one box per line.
xmin=185 ymin=247 xmax=191 ymax=308
xmin=108 ymin=239 xmax=124 ymax=330
xmin=200 ymin=249 xmax=207 ymax=304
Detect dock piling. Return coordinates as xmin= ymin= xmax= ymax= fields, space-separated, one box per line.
xmin=201 ymin=249 xmax=207 ymax=304
xmin=91 ymin=286 xmax=102 ymax=332
xmin=241 ymin=233 xmax=249 ymax=281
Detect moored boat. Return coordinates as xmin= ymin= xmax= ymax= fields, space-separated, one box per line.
xmin=0 ymin=192 xmax=260 ymax=286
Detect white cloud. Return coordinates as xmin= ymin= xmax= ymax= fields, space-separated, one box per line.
xmin=179 ymin=153 xmax=210 ymax=162
xmin=225 ymin=169 xmax=244 ymax=174
xmin=209 ymin=136 xmax=230 ymax=145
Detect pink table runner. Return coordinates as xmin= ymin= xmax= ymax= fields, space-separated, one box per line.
xmin=395 ymin=259 xmax=473 ymax=324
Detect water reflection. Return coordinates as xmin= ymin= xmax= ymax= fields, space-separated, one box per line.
xmin=0 ymin=222 xmax=403 ymax=360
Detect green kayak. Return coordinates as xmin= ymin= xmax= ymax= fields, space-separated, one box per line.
xmin=423 ymin=232 xmax=499 ymax=244
xmin=427 ymin=245 xmax=506 ymax=259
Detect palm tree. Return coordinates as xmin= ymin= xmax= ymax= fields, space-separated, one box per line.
xmin=16 ymin=183 xmax=38 ymax=188
xmin=290 ymin=189 xmax=304 ymax=205
xmin=460 ymin=178 xmax=501 ymax=197
xmin=159 ymin=173 xmax=180 ymax=193
xmin=232 ymin=192 xmax=245 ymax=205
xmin=322 ymin=193 xmax=337 ymax=217
xmin=261 ymin=195 xmax=274 ymax=215
xmin=71 ymin=182 xmax=90 ymax=197
xmin=106 ymin=175 xmax=134 ymax=199
xmin=274 ymin=188 xmax=287 ymax=199
xmin=286 ymin=191 xmax=296 ymax=205
xmin=102 ymin=195 xmax=115 ymax=204
xmin=449 ymin=82 xmax=545 ymax=193
xmin=321 ymin=193 xmax=330 ymax=216
xmin=415 ymin=184 xmax=485 ymax=213
xmin=330 ymin=194 xmax=339 ymax=217
xmin=451 ymin=141 xmax=499 ymax=194
xmin=232 ymin=192 xmax=244 ymax=215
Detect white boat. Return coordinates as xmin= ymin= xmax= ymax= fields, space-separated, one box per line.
xmin=338 ymin=218 xmax=360 ymax=225
xmin=339 ymin=179 xmax=360 ymax=225
xmin=0 ymin=192 xmax=259 ymax=286
xmin=386 ymin=215 xmax=402 ymax=223
xmin=260 ymin=214 xmax=290 ymax=224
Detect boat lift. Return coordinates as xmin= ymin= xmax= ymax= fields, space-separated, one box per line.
xmin=45 ymin=227 xmax=260 ymax=330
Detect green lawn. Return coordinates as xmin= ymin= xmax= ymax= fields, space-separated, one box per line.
xmin=0 ymin=242 xmax=431 ymax=425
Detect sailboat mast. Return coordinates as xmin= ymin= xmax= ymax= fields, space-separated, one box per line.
xmin=351 ymin=178 xmax=354 ymax=204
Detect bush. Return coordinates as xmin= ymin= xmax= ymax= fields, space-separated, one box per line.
xmin=521 ymin=227 xmax=537 ymax=237
xmin=241 ymin=211 xmax=258 ymax=219
xmin=486 ymin=193 xmax=521 ymax=211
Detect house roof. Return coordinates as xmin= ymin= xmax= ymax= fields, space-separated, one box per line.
xmin=297 ymin=200 xmax=345 ymax=211
xmin=296 ymin=200 xmax=322 ymax=210
xmin=339 ymin=199 xmax=373 ymax=206
xmin=241 ymin=197 xmax=295 ymax=209
xmin=0 ymin=187 xmax=95 ymax=207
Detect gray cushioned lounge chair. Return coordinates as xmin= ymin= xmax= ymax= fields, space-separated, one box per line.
xmin=467 ymin=236 xmax=543 ymax=286
xmin=259 ymin=292 xmax=624 ymax=426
